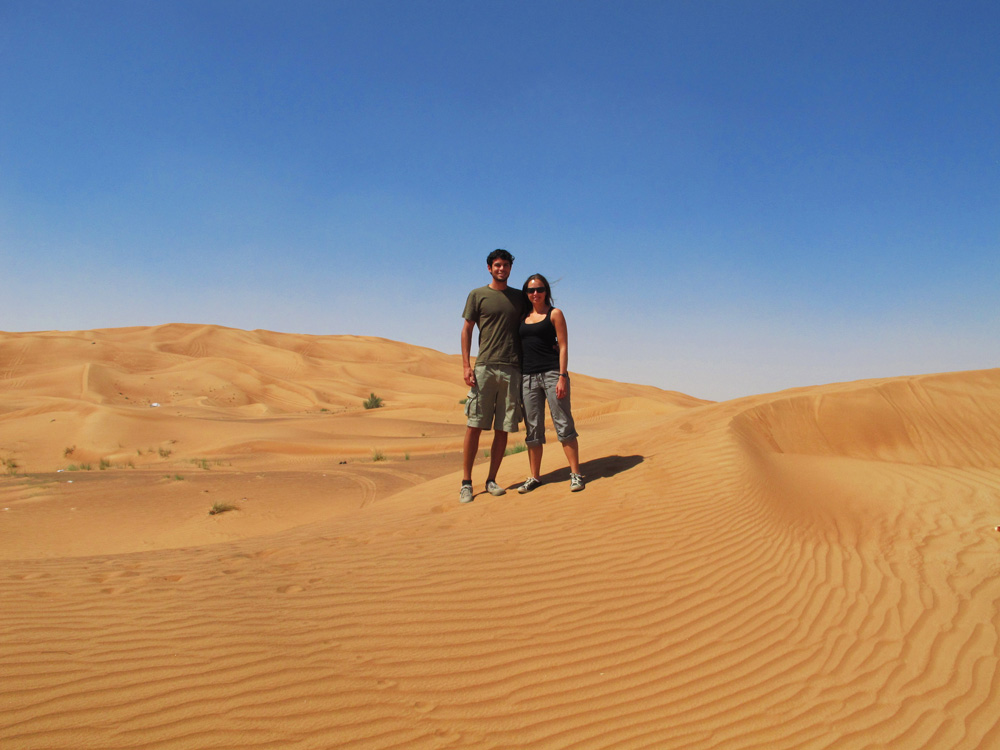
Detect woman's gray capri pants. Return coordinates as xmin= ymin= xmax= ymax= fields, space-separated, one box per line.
xmin=521 ymin=371 xmax=578 ymax=446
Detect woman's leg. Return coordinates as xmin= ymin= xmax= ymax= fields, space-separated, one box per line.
xmin=561 ymin=437 xmax=580 ymax=475
xmin=521 ymin=374 xmax=545 ymax=479
xmin=527 ymin=443 xmax=543 ymax=479
xmin=543 ymin=372 xmax=581 ymax=474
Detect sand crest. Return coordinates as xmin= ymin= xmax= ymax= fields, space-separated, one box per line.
xmin=2 ymin=325 xmax=999 ymax=749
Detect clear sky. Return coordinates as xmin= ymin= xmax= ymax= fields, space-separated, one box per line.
xmin=2 ymin=1 xmax=997 ymax=401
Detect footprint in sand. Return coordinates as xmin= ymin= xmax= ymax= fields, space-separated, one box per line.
xmin=9 ymin=572 xmax=53 ymax=581
xmin=277 ymin=584 xmax=305 ymax=594
xmin=93 ymin=570 xmax=143 ymax=583
xmin=219 ymin=553 xmax=253 ymax=562
xmin=253 ymin=548 xmax=283 ymax=559
xmin=433 ymin=728 xmax=462 ymax=743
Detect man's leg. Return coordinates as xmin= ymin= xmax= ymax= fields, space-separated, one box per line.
xmin=463 ymin=426 xmax=482 ymax=482
xmin=487 ymin=430 xmax=508 ymax=483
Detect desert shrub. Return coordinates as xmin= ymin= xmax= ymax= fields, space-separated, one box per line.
xmin=504 ymin=442 xmax=527 ymax=456
xmin=363 ymin=393 xmax=383 ymax=409
xmin=372 ymin=449 xmax=387 ymax=462
xmin=208 ymin=502 xmax=238 ymax=516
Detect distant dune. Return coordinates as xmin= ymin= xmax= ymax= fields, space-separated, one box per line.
xmin=2 ymin=324 xmax=999 ymax=749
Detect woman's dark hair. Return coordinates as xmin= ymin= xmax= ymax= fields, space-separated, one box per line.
xmin=522 ymin=273 xmax=553 ymax=307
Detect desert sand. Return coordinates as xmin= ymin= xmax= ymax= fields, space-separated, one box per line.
xmin=2 ymin=323 xmax=999 ymax=749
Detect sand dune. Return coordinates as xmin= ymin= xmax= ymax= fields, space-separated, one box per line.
xmin=2 ymin=325 xmax=999 ymax=749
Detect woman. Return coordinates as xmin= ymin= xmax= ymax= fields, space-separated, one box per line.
xmin=517 ymin=274 xmax=584 ymax=493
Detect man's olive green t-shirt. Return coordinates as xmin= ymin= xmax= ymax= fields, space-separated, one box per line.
xmin=462 ymin=286 xmax=529 ymax=367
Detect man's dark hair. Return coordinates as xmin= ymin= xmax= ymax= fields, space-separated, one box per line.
xmin=487 ymin=248 xmax=514 ymax=266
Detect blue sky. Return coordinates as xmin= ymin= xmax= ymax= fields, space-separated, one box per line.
xmin=2 ymin=1 xmax=997 ymax=401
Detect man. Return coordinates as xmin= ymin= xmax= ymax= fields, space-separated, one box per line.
xmin=460 ymin=248 xmax=529 ymax=504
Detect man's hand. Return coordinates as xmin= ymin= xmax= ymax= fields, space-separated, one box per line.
xmin=461 ymin=319 xmax=476 ymax=389
xmin=556 ymin=377 xmax=567 ymax=400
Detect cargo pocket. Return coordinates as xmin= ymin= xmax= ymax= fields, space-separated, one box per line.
xmin=464 ymin=387 xmax=481 ymax=422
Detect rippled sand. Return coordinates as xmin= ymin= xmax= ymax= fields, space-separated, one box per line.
xmin=2 ymin=325 xmax=999 ymax=749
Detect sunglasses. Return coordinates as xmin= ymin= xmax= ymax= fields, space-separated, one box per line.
xmin=526 ymin=287 xmax=546 ymax=294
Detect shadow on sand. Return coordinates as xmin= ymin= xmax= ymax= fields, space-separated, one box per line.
xmin=538 ymin=454 xmax=644 ymax=487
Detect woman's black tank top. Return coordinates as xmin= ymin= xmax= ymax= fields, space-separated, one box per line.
xmin=520 ymin=308 xmax=560 ymax=375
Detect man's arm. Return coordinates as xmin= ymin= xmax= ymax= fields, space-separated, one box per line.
xmin=461 ymin=318 xmax=477 ymax=387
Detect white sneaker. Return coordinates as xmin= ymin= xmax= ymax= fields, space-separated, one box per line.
xmin=570 ymin=473 xmax=585 ymax=492
xmin=486 ymin=480 xmax=506 ymax=496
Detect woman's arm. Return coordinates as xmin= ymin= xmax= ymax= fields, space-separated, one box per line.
xmin=551 ymin=308 xmax=569 ymax=399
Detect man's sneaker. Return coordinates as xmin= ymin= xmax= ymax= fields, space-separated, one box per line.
xmin=460 ymin=484 xmax=474 ymax=504
xmin=517 ymin=477 xmax=543 ymax=494
xmin=486 ymin=479 xmax=506 ymax=496
xmin=570 ymin=473 xmax=585 ymax=492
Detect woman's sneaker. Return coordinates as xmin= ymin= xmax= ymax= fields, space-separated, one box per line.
xmin=570 ymin=473 xmax=585 ymax=492
xmin=486 ymin=479 xmax=506 ymax=496
xmin=460 ymin=484 xmax=474 ymax=503
xmin=517 ymin=477 xmax=543 ymax=494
